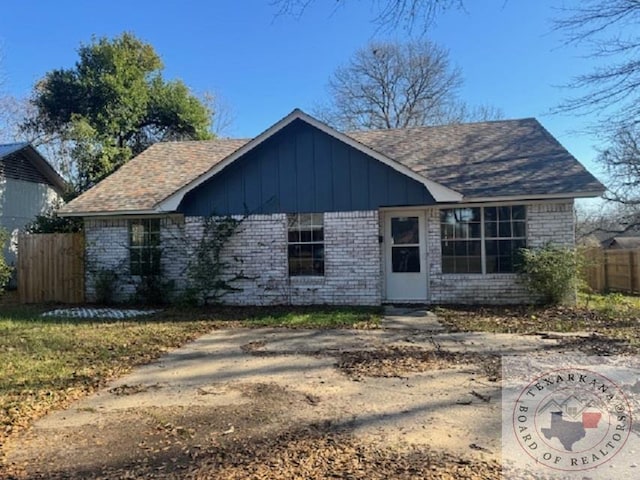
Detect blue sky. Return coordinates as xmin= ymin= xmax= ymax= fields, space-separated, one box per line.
xmin=0 ymin=0 xmax=608 ymax=186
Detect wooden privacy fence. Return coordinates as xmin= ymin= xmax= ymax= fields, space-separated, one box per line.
xmin=17 ymin=233 xmax=85 ymax=303
xmin=583 ymin=248 xmax=640 ymax=295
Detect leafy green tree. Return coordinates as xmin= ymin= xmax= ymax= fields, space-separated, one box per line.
xmin=23 ymin=33 xmax=212 ymax=191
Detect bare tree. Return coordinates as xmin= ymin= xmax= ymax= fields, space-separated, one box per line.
xmin=318 ymin=40 xmax=501 ymax=131
xmin=554 ymin=1 xmax=640 ymax=227
xmin=598 ymin=125 xmax=640 ymax=206
xmin=271 ymin=0 xmax=463 ymax=33
xmin=201 ymin=90 xmax=235 ymax=137
xmin=554 ymin=0 xmax=640 ymax=131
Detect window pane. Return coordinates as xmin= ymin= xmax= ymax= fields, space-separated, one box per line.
xmin=287 ymin=214 xmax=299 ymax=229
xmin=486 ymin=240 xmax=498 ymax=255
xmin=392 ymin=246 xmax=420 ymax=272
xmin=442 ymin=223 xmax=454 ymax=240
xmin=454 ymin=223 xmax=469 ymax=239
xmin=300 ymin=230 xmax=312 ymax=242
xmin=486 ymin=255 xmax=497 ymax=273
xmin=131 ymin=223 xmax=144 ymax=246
xmin=468 ymin=256 xmax=482 ymax=273
xmin=454 ymin=241 xmax=467 ymax=256
xmin=469 ymin=223 xmax=481 ymax=238
xmin=498 ymin=240 xmax=513 ymax=255
xmin=288 ymin=230 xmax=300 ymax=242
xmin=485 ymin=207 xmax=497 ymax=222
xmin=512 ymin=205 xmax=526 ymax=220
xmin=311 ymin=213 xmax=324 ymax=226
xmin=513 ymin=221 xmax=526 ymax=238
xmin=498 ymin=255 xmax=513 ymax=273
xmin=312 ymin=228 xmax=324 ymax=242
xmin=392 ymin=217 xmax=419 ymax=244
xmin=441 ymin=241 xmax=454 ymax=255
xmin=299 ymin=214 xmax=313 ymax=227
xmin=440 ymin=209 xmax=455 ymax=224
xmin=468 ymin=240 xmax=482 ymax=256
xmin=442 ymin=256 xmax=455 ymax=274
xmin=499 ymin=221 xmax=512 ymax=237
xmin=485 ymin=221 xmax=497 ymax=238
xmin=498 ymin=206 xmax=511 ymax=221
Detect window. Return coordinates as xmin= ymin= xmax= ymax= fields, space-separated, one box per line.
xmin=484 ymin=206 xmax=526 ymax=273
xmin=129 ymin=219 xmax=161 ymax=275
xmin=391 ymin=216 xmax=421 ymax=272
xmin=288 ymin=213 xmax=324 ymax=276
xmin=440 ymin=206 xmax=526 ymax=274
xmin=440 ymin=208 xmax=482 ymax=273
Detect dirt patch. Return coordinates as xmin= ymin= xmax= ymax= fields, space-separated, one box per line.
xmin=336 ymin=346 xmax=501 ymax=380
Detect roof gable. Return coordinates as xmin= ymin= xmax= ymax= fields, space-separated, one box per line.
xmin=158 ymin=109 xmax=461 ymax=212
xmin=0 ymin=143 xmax=66 ymax=194
xmin=178 ymin=119 xmax=436 ymax=215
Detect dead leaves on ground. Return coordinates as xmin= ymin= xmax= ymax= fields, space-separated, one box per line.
xmin=337 ymin=346 xmax=501 ymax=380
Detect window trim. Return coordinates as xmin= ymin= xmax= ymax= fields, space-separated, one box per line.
xmin=440 ymin=205 xmax=527 ymax=275
xmin=129 ymin=218 xmax=161 ymax=276
xmin=287 ymin=213 xmax=325 ymax=277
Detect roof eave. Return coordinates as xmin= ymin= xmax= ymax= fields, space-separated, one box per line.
xmin=444 ymin=190 xmax=604 ymax=205
xmin=59 ymin=208 xmax=159 ymax=218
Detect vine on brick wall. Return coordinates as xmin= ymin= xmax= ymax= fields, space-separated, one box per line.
xmin=185 ymin=215 xmax=250 ymax=305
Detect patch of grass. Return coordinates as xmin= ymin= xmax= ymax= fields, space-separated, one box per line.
xmin=153 ymin=305 xmax=382 ymax=329
xmin=241 ymin=306 xmax=382 ymax=328
xmin=0 ymin=304 xmax=380 ymax=453
xmin=0 ymin=307 xmax=213 ymax=448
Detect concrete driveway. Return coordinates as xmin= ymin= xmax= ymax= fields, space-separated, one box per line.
xmin=4 ymin=309 xmax=560 ymax=478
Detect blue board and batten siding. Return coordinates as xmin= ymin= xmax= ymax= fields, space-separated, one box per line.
xmin=178 ymin=119 xmax=435 ymax=216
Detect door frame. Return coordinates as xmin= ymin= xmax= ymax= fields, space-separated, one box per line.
xmin=382 ymin=209 xmax=429 ymax=302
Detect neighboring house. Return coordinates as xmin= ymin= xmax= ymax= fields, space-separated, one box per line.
xmin=59 ymin=109 xmax=604 ymax=305
xmin=0 ymin=143 xmax=66 ymax=270
xmin=604 ymin=236 xmax=640 ymax=250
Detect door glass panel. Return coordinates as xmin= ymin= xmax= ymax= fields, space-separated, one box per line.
xmin=391 ymin=217 xmax=419 ymax=245
xmin=392 ymin=246 xmax=420 ymax=272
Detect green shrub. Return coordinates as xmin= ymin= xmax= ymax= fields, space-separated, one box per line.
xmin=93 ymin=268 xmax=119 ymax=304
xmin=518 ymin=244 xmax=581 ymax=305
xmin=0 ymin=229 xmax=12 ymax=294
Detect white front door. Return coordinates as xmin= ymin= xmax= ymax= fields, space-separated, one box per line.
xmin=384 ymin=211 xmax=427 ymax=302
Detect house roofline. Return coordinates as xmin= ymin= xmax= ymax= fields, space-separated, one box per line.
xmin=62 ymin=191 xmax=604 ymax=218
xmin=154 ymin=109 xmax=463 ymax=212
xmin=458 ymin=191 xmax=603 ymax=204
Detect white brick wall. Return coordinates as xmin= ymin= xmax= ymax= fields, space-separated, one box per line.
xmin=83 ymin=201 xmax=573 ymax=306
xmin=427 ymin=201 xmax=575 ymax=304
xmin=197 ymin=211 xmax=381 ymax=306
xmin=84 ymin=218 xmax=133 ymax=301
xmin=84 ymin=211 xmax=381 ymax=305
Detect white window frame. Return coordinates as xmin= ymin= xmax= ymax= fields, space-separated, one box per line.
xmin=440 ymin=205 xmax=527 ymax=274
xmin=287 ymin=213 xmax=324 ymax=277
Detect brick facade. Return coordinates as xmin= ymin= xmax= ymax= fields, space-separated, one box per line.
xmin=84 ymin=201 xmax=574 ymax=305
xmin=84 ymin=211 xmax=381 ymax=306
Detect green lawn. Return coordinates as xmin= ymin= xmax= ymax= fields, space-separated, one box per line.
xmin=0 ymin=304 xmax=381 ymax=448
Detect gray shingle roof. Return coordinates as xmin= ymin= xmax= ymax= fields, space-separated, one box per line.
xmin=60 ymin=115 xmax=604 ymax=215
xmin=60 ymin=139 xmax=249 ymax=214
xmin=347 ymin=118 xmax=603 ymax=199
